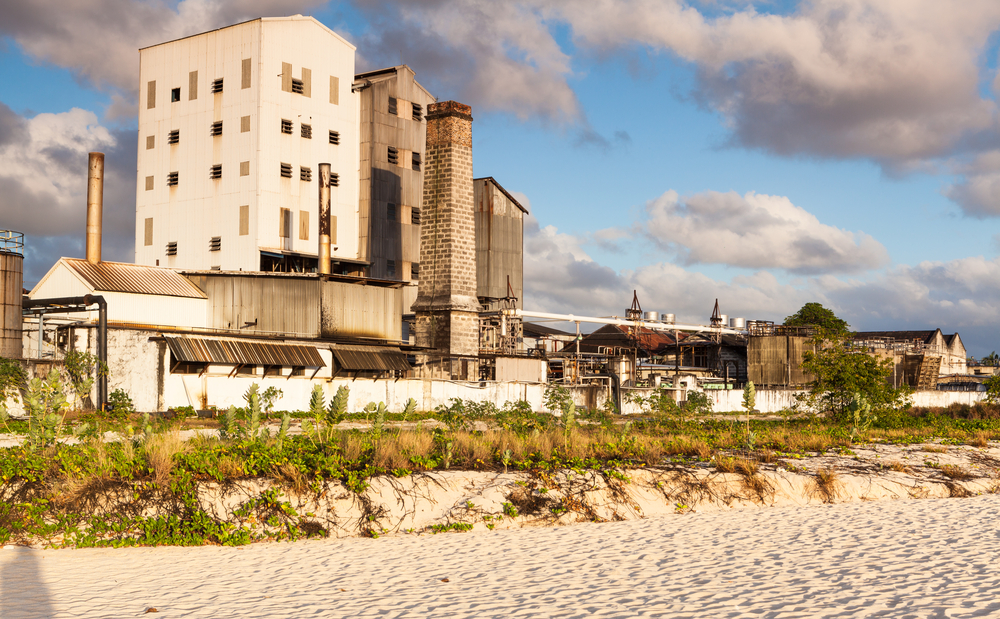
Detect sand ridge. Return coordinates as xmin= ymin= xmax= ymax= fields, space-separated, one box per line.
xmin=3 ymin=495 xmax=1000 ymax=618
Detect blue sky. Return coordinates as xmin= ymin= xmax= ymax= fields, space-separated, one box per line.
xmin=1 ymin=0 xmax=999 ymax=356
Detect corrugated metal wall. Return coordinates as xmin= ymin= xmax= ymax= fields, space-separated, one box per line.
xmin=474 ymin=180 xmax=523 ymax=306
xmin=747 ymin=335 xmax=814 ymax=387
xmin=0 ymin=252 xmax=23 ymax=359
xmin=192 ymin=274 xmax=321 ymax=336
xmin=320 ymin=279 xmax=401 ymax=341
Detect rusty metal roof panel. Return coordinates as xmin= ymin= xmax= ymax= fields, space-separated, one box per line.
xmin=332 ymin=345 xmax=410 ymax=372
xmin=64 ymin=258 xmax=206 ymax=299
xmin=165 ymin=336 xmax=325 ymax=367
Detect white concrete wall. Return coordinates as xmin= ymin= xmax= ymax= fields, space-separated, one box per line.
xmin=136 ymin=16 xmax=359 ymax=271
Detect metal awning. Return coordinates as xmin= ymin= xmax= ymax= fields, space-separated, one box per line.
xmin=331 ymin=345 xmax=411 ymax=372
xmin=165 ymin=336 xmax=325 ymax=367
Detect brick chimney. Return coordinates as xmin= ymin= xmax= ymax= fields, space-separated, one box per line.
xmin=412 ymin=101 xmax=480 ymax=380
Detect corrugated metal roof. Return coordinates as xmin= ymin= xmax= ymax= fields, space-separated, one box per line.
xmin=332 ymin=345 xmax=411 ymax=372
xmin=64 ymin=258 xmax=206 ymax=299
xmin=166 ymin=336 xmax=325 ymax=367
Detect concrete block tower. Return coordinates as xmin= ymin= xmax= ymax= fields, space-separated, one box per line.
xmin=412 ymin=101 xmax=479 ymax=380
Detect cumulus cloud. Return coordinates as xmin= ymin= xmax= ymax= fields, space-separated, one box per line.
xmin=351 ymin=0 xmax=1000 ymax=216
xmin=352 ymin=0 xmax=579 ymax=122
xmin=522 ymin=218 xmax=1000 ymax=352
xmin=0 ymin=106 xmax=137 ymax=284
xmin=639 ymin=189 xmax=889 ymax=273
xmin=0 ymin=0 xmax=327 ymax=96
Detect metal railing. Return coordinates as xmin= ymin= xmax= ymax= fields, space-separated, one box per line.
xmin=0 ymin=230 xmax=24 ymax=255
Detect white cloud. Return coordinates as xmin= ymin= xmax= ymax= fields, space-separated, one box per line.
xmin=0 ymin=0 xmax=327 ymax=96
xmin=639 ymin=189 xmax=889 ymax=273
xmin=0 ymin=104 xmax=136 ymax=284
xmin=523 ymin=217 xmax=1000 ymax=349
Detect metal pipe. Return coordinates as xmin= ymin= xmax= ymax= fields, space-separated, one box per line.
xmin=86 ymin=152 xmax=104 ymax=265
xmin=23 ymin=294 xmax=107 ymax=408
xmin=37 ymin=314 xmax=44 ymax=359
xmin=318 ymin=162 xmax=331 ymax=275
xmin=512 ymin=309 xmax=745 ymax=335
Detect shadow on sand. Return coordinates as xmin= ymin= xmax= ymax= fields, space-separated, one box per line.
xmin=0 ymin=546 xmax=54 ymax=619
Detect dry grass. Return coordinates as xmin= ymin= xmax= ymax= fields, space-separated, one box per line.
xmin=923 ymin=445 xmax=949 ymax=454
xmin=144 ymin=431 xmax=190 ymax=486
xmin=715 ymin=457 xmax=738 ymax=473
xmin=811 ymin=467 xmax=841 ymax=503
xmin=970 ymin=432 xmax=990 ymax=448
xmin=338 ymin=432 xmax=365 ymax=462
xmin=885 ymin=460 xmax=910 ymax=473
xmin=939 ymin=464 xmax=976 ymax=480
xmin=273 ymin=462 xmax=308 ymax=494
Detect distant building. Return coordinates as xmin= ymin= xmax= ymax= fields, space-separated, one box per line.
xmin=853 ymin=329 xmax=967 ymax=389
xmin=135 ymin=16 xmax=361 ymax=273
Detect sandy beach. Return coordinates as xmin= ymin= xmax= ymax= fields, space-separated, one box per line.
xmin=3 ymin=494 xmax=1000 ymax=618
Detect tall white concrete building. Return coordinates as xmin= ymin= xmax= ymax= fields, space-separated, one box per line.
xmin=135 ymin=16 xmax=361 ymax=273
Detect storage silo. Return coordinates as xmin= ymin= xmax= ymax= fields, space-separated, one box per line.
xmin=0 ymin=231 xmax=24 ymax=359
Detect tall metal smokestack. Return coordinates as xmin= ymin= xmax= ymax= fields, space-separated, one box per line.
xmin=318 ymin=162 xmax=331 ymax=275
xmin=86 ymin=152 xmax=105 ymax=265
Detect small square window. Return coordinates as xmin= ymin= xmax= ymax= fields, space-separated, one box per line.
xmin=386 ymin=259 xmax=396 ymax=278
xmin=412 ymin=103 xmax=423 ymax=121
xmin=301 ymin=123 xmax=312 ymax=139
xmin=209 ymin=236 xmax=221 ymax=252
xmin=410 ymin=208 xmax=421 ymax=225
xmin=330 ymin=172 xmax=340 ymax=187
xmin=388 ymin=97 xmax=397 ymax=116
xmin=211 ymin=78 xmax=223 ymax=93
xmin=300 ymin=166 xmax=312 ymax=182
xmin=210 ymin=164 xmax=222 ymax=179
xmin=291 ymin=78 xmax=304 ymax=94
xmin=168 ymin=129 xmax=179 ymax=144
xmin=412 ymin=152 xmax=421 ymax=172
xmin=411 ymin=262 xmax=419 ymax=280
xmin=280 ymin=119 xmax=293 ymax=134
xmin=146 ymin=135 xmax=155 ymax=149
xmin=329 ymin=130 xmax=340 ymax=145
xmin=280 ymin=163 xmax=292 ymax=178
xmin=167 ymin=171 xmax=179 ymax=186
xmin=210 ymin=121 xmax=222 ymax=136
xmin=145 ymin=176 xmax=154 ymax=191
xmin=241 ymin=115 xmax=251 ymax=132
xmin=387 ymin=203 xmax=396 ymax=221
xmin=171 ymin=88 xmax=180 ymax=102
xmin=166 ymin=241 xmax=178 ymax=256
xmin=387 ymin=146 xmax=398 ymax=165
xmin=240 ymin=161 xmax=250 ymax=176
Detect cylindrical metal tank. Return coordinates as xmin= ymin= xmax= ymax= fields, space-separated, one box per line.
xmin=662 ymin=313 xmax=675 ymax=324
xmin=0 ymin=230 xmax=24 ymax=359
xmin=730 ymin=317 xmax=746 ymax=329
xmin=719 ymin=314 xmax=728 ymax=327
xmin=643 ymin=311 xmax=659 ymax=322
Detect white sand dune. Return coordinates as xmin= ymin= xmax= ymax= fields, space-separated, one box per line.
xmin=3 ymin=494 xmax=1000 ymax=618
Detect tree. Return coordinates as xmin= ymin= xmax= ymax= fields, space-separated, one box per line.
xmin=784 ymin=303 xmax=850 ymax=336
xmin=800 ymin=334 xmax=910 ymax=418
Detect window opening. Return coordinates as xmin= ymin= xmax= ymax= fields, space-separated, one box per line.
xmin=210 ymin=121 xmax=222 ymax=136
xmin=329 ymin=130 xmax=340 ymax=145
xmin=211 ymin=78 xmax=223 ymax=93
xmin=280 ymin=163 xmax=292 ymax=178
xmin=300 ymin=123 xmax=312 ymax=139
xmin=167 ymin=171 xmax=179 ymax=186
xmin=171 ymin=88 xmax=180 ymax=102
xmin=210 ymin=164 xmax=222 ymax=179
xmin=168 ymin=130 xmax=179 ymax=144
xmin=300 ymin=166 xmax=312 ymax=182
xmin=280 ymin=119 xmax=293 ymax=134
xmin=209 ymin=237 xmax=222 ymax=252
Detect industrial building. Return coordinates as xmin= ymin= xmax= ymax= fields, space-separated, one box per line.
xmin=2 ymin=15 xmax=988 ymax=418
xmin=135 ymin=16 xmax=361 ymax=274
